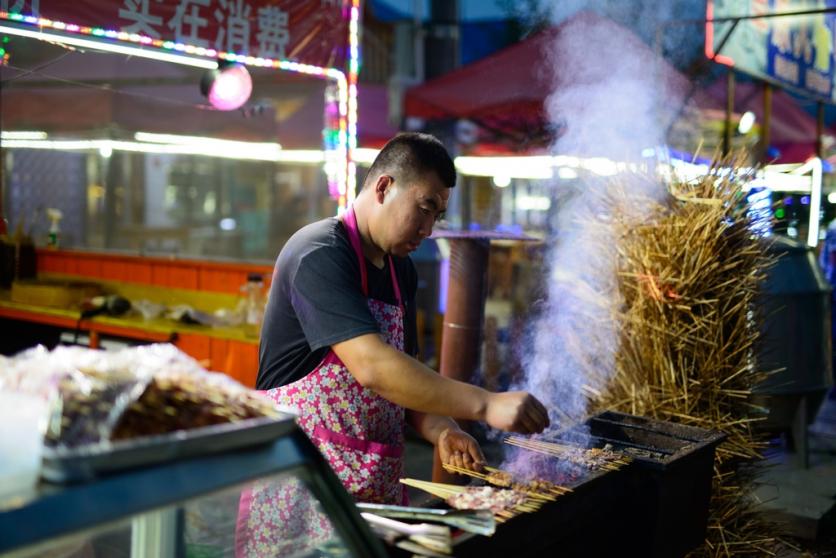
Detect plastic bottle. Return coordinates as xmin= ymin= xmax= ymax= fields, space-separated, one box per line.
xmin=46 ymin=208 xmax=63 ymax=249
xmin=242 ymin=272 xmax=265 ymax=338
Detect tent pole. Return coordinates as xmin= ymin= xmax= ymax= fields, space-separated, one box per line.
xmin=816 ymin=102 xmax=825 ymax=159
xmin=761 ymin=82 xmax=772 ymax=164
xmin=723 ymin=70 xmax=735 ymax=157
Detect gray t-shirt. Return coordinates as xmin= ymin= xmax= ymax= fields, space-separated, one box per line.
xmin=256 ymin=217 xmax=418 ymax=390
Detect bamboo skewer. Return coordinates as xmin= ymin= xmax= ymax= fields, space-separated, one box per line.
xmin=441 ymin=463 xmax=560 ymax=501
xmin=400 ymin=478 xmax=463 ymax=499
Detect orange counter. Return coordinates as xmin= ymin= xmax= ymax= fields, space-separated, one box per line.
xmin=0 ymin=249 xmax=275 ymax=388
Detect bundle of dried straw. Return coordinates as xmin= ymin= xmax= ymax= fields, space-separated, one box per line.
xmin=585 ymin=159 xmax=781 ymax=556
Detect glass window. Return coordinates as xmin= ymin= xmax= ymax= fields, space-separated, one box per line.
xmin=1 ymin=35 xmax=338 ymax=262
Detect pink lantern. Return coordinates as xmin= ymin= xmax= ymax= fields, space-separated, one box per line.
xmin=201 ymin=63 xmax=252 ymax=111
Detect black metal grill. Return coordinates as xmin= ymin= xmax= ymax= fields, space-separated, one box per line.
xmin=445 ymin=411 xmax=726 ymax=558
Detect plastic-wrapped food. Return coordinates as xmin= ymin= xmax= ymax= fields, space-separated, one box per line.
xmin=110 ymin=360 xmax=279 ymax=440
xmin=1 ymin=344 xmax=280 ymax=449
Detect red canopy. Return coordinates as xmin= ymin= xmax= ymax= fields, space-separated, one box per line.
xmin=405 ymin=12 xmax=690 ymax=153
xmin=405 ymin=11 xmax=828 ymax=162
xmin=405 ymin=26 xmax=556 ymax=148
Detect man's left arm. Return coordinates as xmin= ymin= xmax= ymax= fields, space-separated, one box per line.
xmin=407 ymin=411 xmax=485 ymax=471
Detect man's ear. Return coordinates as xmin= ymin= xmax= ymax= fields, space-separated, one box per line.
xmin=374 ymin=174 xmax=394 ymax=204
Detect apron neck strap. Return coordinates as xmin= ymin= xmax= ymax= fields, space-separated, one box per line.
xmin=342 ymin=206 xmax=402 ymax=309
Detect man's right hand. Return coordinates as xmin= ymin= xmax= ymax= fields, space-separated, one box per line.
xmin=484 ymin=391 xmax=550 ymax=434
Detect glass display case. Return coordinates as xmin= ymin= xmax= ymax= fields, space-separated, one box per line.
xmin=0 ymin=417 xmax=388 ymax=558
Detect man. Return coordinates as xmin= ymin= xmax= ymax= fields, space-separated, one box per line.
xmin=247 ymin=132 xmax=548 ymax=519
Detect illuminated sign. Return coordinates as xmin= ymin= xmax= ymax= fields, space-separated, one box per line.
xmin=707 ymin=0 xmax=836 ymax=101
xmin=3 ymin=0 xmax=349 ymax=68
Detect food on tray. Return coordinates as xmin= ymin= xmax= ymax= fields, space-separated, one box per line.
xmin=111 ymin=372 xmax=277 ymax=439
xmin=4 ymin=344 xmax=279 ymax=448
xmin=46 ymin=367 xmax=142 ymax=447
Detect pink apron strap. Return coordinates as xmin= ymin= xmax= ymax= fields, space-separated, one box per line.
xmin=388 ymin=256 xmax=403 ymax=312
xmin=341 ymin=205 xmax=369 ymax=296
xmin=342 ymin=205 xmax=403 ymax=310
xmin=312 ymin=425 xmax=404 ymax=458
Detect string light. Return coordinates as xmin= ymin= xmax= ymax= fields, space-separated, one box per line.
xmin=0 ymin=8 xmax=356 ymax=206
xmin=0 ymin=22 xmax=216 ymax=69
xmin=2 ymin=135 xmax=325 ymax=164
xmin=345 ymin=0 xmax=362 ymax=211
xmin=1 ymin=130 xmax=48 ymax=140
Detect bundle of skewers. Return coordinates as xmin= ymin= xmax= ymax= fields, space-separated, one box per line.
xmin=441 ymin=463 xmax=571 ymax=499
xmin=400 ymin=478 xmax=543 ymax=523
xmin=504 ymin=436 xmax=632 ymax=472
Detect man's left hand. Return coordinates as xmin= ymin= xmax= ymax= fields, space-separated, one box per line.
xmin=438 ymin=427 xmax=486 ymax=472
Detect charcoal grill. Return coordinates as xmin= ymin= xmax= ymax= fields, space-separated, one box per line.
xmin=587 ymin=411 xmax=727 ymax=558
xmin=392 ymin=411 xmax=725 ymax=558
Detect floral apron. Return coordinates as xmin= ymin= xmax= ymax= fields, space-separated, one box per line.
xmin=236 ymin=206 xmax=407 ymax=557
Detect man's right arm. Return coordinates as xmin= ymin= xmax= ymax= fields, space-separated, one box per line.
xmin=332 ymin=333 xmax=550 ymax=434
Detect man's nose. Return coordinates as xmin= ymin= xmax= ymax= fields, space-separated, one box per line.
xmin=419 ymin=220 xmax=433 ymax=239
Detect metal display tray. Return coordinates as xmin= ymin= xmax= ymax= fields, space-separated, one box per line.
xmin=42 ymin=414 xmax=297 ymax=483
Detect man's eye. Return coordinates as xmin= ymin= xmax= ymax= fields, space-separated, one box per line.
xmin=420 ymin=207 xmax=432 ymax=215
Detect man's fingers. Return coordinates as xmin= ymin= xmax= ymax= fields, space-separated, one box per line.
xmin=469 ymin=444 xmax=486 ymax=466
xmin=525 ymin=404 xmax=549 ymax=433
xmin=470 ymin=456 xmax=485 ymax=472
xmin=519 ymin=413 xmax=540 ymax=435
xmin=525 ymin=397 xmax=549 ymax=429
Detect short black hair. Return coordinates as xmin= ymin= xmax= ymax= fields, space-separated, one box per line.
xmin=364 ymin=132 xmax=456 ymax=190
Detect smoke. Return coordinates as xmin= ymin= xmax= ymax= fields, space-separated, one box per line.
xmin=546 ymin=10 xmax=687 ymax=160
xmin=546 ymin=0 xmax=706 ymax=70
xmin=501 ymin=3 xmax=692 ymax=480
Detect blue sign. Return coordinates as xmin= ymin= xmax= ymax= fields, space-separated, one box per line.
xmin=709 ymin=0 xmax=836 ymax=101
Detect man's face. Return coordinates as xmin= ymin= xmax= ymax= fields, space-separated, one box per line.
xmin=375 ymin=172 xmax=449 ymax=257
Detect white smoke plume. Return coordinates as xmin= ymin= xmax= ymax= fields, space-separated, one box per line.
xmin=503 ymin=4 xmax=692 ymax=479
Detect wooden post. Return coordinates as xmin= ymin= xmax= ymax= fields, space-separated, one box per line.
xmin=433 ymin=237 xmax=489 ymax=483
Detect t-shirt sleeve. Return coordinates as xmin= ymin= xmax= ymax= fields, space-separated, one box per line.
xmin=290 ymin=245 xmax=380 ymax=351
